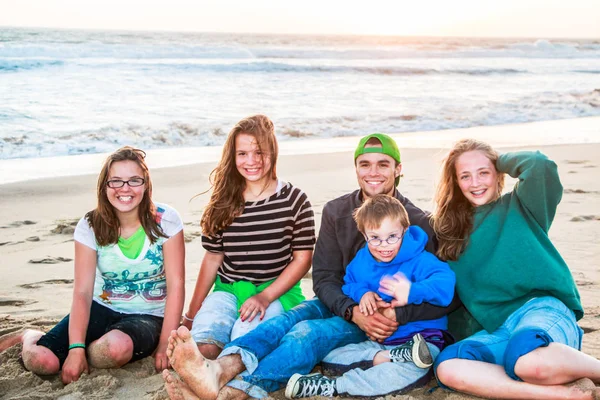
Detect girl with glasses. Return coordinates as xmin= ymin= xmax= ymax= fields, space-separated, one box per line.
xmin=0 ymin=146 xmax=185 ymax=384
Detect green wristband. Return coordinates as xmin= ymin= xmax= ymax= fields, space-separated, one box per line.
xmin=68 ymin=343 xmax=86 ymax=350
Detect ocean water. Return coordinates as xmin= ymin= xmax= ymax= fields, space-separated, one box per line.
xmin=1 ymin=27 xmax=600 ymax=161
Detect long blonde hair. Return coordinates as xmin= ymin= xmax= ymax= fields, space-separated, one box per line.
xmin=433 ymin=139 xmax=505 ymax=261
xmin=86 ymin=146 xmax=166 ymax=246
xmin=201 ymin=115 xmax=278 ymax=237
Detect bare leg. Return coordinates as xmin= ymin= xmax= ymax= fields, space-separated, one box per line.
xmin=9 ymin=329 xmax=61 ymax=375
xmin=198 ymin=343 xmax=222 ymax=360
xmin=162 ymin=370 xmax=200 ymax=400
xmin=216 ymin=386 xmax=249 ymax=400
xmin=166 ymin=326 xmax=245 ymax=400
xmin=515 ymin=343 xmax=600 ymax=385
xmin=437 ymin=359 xmax=600 ymax=400
xmin=373 ymin=350 xmax=390 ymax=366
xmin=88 ymin=329 xmax=133 ymax=368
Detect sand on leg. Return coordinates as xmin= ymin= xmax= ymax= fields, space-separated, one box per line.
xmin=216 ymin=386 xmax=250 ymax=400
xmin=1 ymin=329 xmax=61 ymax=375
xmin=167 ymin=326 xmax=244 ymax=400
xmin=162 ymin=369 xmax=200 ymax=400
xmin=87 ymin=329 xmax=133 ymax=368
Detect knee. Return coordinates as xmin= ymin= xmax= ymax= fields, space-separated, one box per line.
xmin=504 ymin=329 xmax=552 ymax=381
xmin=287 ymin=320 xmax=319 ymax=341
xmin=433 ymin=341 xmax=494 ymax=390
xmin=198 ymin=343 xmax=221 ymax=360
xmin=88 ymin=334 xmax=133 ymax=368
xmin=513 ymin=350 xmax=552 ymax=382
xmin=22 ymin=349 xmax=60 ymax=375
xmin=435 ymin=359 xmax=467 ymax=391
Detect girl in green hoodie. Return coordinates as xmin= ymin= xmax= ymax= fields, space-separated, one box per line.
xmin=432 ymin=139 xmax=600 ymax=399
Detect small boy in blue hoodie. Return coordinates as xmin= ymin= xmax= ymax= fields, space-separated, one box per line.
xmin=286 ymin=194 xmax=455 ymax=398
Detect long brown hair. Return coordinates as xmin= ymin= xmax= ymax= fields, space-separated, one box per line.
xmin=85 ymin=146 xmax=166 ymax=246
xmin=433 ymin=139 xmax=505 ymax=261
xmin=201 ymin=115 xmax=278 ymax=237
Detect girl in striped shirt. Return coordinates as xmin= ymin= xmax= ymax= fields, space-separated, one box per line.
xmin=182 ymin=115 xmax=316 ymax=359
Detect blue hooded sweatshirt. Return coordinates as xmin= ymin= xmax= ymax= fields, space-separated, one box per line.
xmin=342 ymin=225 xmax=455 ymax=344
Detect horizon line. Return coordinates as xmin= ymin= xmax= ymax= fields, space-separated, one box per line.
xmin=1 ymin=25 xmax=598 ymax=41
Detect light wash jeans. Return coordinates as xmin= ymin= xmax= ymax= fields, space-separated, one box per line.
xmin=219 ymin=298 xmax=367 ymax=398
xmin=323 ymin=340 xmax=440 ymax=396
xmin=190 ymin=291 xmax=285 ymax=347
xmin=434 ymin=296 xmax=583 ymax=385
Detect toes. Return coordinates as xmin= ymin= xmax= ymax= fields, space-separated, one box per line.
xmin=176 ymin=325 xmax=192 ymax=341
xmin=162 ymin=369 xmax=173 ymax=383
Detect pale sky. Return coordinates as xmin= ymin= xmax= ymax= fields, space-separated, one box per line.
xmin=1 ymin=0 xmax=599 ymax=38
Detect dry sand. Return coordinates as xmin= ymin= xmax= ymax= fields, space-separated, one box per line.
xmin=1 ymin=119 xmax=599 ymax=399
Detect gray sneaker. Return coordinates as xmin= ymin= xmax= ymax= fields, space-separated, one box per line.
xmin=389 ymin=333 xmax=433 ymax=368
xmin=285 ymin=373 xmax=337 ymax=398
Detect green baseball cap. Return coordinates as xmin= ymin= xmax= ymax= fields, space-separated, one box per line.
xmin=354 ymin=133 xmax=402 ymax=186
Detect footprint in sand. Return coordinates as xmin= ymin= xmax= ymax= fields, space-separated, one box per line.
xmin=50 ymin=219 xmax=79 ymax=235
xmin=184 ymin=231 xmax=202 ymax=243
xmin=0 ymin=241 xmax=25 ymax=246
xmin=564 ymin=189 xmax=589 ymax=194
xmin=1 ymin=220 xmax=37 ymax=229
xmin=564 ymin=160 xmax=590 ymax=165
xmin=564 ymin=189 xmax=600 ymax=194
xmin=0 ymin=298 xmax=37 ymax=307
xmin=570 ymin=215 xmax=600 ymax=222
xmin=28 ymin=256 xmax=73 ymax=264
xmin=19 ymin=279 xmax=74 ymax=289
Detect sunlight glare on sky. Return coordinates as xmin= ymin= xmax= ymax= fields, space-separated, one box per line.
xmin=0 ymin=0 xmax=599 ymax=38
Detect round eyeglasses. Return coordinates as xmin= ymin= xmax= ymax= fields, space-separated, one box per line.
xmin=366 ymin=229 xmax=407 ymax=247
xmin=106 ymin=178 xmax=145 ymax=188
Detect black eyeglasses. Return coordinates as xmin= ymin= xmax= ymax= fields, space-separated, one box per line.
xmin=366 ymin=229 xmax=407 ymax=247
xmin=106 ymin=178 xmax=145 ymax=188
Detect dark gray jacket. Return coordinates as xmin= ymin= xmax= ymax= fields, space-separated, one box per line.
xmin=312 ymin=189 xmax=459 ymax=324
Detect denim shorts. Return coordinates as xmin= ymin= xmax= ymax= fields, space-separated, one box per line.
xmin=434 ymin=296 xmax=583 ymax=383
xmin=37 ymin=300 xmax=163 ymax=367
xmin=190 ymin=291 xmax=284 ymax=348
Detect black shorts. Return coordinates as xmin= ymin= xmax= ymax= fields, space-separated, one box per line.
xmin=37 ymin=301 xmax=163 ymax=367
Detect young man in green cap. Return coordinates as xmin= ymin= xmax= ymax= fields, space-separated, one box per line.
xmin=162 ymin=134 xmax=458 ymax=400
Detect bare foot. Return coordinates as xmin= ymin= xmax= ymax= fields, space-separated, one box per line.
xmin=0 ymin=329 xmax=27 ymax=353
xmin=216 ymin=386 xmax=249 ymax=400
xmin=568 ymin=378 xmax=596 ymax=390
xmin=162 ymin=370 xmax=199 ymax=400
xmin=167 ymin=326 xmax=223 ymax=400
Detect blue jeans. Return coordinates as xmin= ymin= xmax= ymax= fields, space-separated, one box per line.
xmin=434 ymin=296 xmax=583 ymax=385
xmin=219 ymin=298 xmax=367 ymax=398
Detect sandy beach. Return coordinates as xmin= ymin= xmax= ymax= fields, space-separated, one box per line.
xmin=1 ymin=118 xmax=599 ymax=399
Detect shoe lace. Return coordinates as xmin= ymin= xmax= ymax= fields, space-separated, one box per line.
xmin=299 ymin=377 xmax=335 ymax=397
xmin=390 ymin=342 xmax=413 ymax=363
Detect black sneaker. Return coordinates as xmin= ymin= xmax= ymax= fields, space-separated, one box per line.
xmin=389 ymin=333 xmax=433 ymax=368
xmin=285 ymin=373 xmax=337 ymax=398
